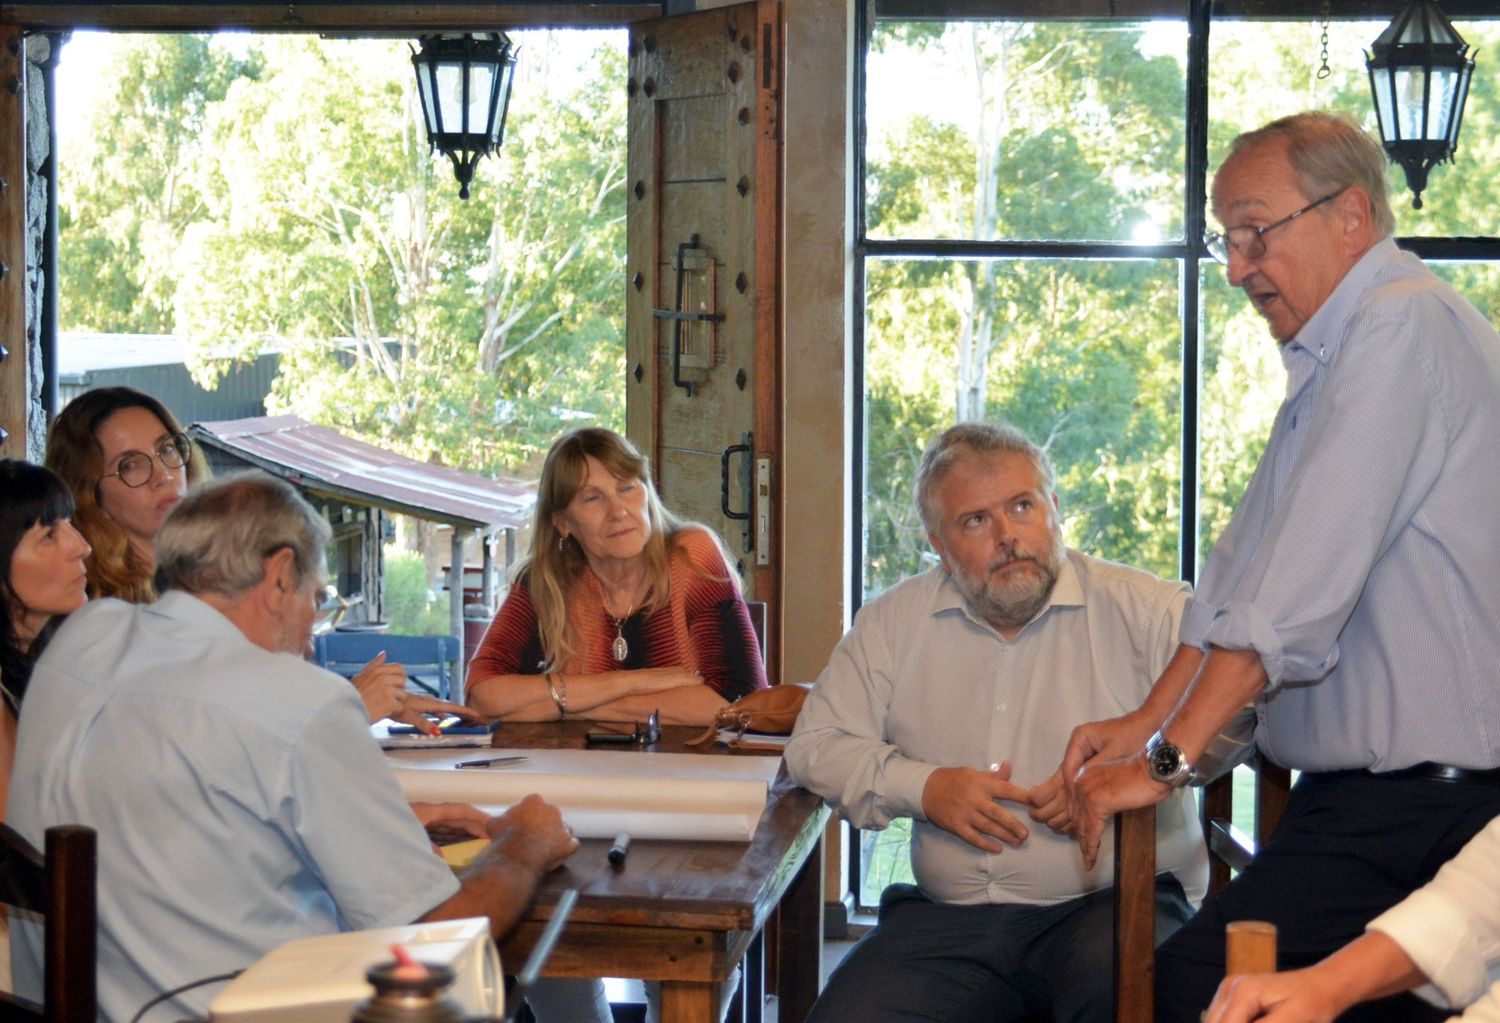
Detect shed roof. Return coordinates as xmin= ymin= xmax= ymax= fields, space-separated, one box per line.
xmin=191 ymin=415 xmax=534 ymax=533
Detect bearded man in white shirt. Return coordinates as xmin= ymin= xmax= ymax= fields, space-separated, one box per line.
xmin=785 ymin=422 xmax=1207 ymax=1023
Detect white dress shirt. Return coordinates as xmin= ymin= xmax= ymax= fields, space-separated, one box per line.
xmin=1368 ymin=815 xmax=1500 ymax=1021
xmin=786 ymin=550 xmax=1207 ymax=907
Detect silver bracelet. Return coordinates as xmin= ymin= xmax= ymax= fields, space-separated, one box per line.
xmin=546 ymin=672 xmax=568 ymax=720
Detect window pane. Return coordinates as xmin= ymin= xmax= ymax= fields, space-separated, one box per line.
xmin=866 ymin=16 xmax=1188 ymax=243
xmin=1429 ymin=262 xmax=1500 ymax=319
xmin=1197 ymin=263 xmax=1281 ymax=569
xmin=864 ymin=257 xmax=1184 ymax=601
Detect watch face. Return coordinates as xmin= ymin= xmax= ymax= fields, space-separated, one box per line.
xmin=1149 ymin=742 xmax=1184 ymax=781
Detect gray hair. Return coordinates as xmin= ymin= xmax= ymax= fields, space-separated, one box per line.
xmin=155 ymin=472 xmax=330 ymax=598
xmin=915 ymin=422 xmax=1056 ymax=532
xmin=1226 ymin=111 xmax=1396 ymax=240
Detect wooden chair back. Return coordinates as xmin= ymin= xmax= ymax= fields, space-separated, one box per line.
xmin=1112 ymin=754 xmax=1290 ymax=1022
xmin=746 ymin=600 xmax=768 ymax=662
xmin=0 ymin=823 xmax=97 ymax=1023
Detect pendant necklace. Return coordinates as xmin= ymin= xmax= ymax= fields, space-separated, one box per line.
xmin=608 ymin=599 xmax=637 ymax=662
xmin=595 ymin=577 xmax=639 ymax=663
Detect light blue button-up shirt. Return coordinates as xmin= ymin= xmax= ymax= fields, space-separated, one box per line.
xmin=7 ymin=593 xmax=460 ymax=1023
xmin=1181 ymin=238 xmax=1500 ymax=773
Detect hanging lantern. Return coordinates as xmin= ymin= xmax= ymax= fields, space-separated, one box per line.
xmin=1365 ymin=0 xmax=1475 ymax=209
xmin=411 ymin=32 xmax=519 ymax=200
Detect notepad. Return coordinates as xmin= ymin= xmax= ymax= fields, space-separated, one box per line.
xmin=378 ymin=733 xmax=495 ymax=751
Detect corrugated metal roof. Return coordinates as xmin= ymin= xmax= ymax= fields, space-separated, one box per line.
xmin=191 ymin=415 xmax=535 ymax=533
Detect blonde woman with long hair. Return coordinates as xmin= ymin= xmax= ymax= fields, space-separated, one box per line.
xmin=465 ymin=427 xmax=764 ymax=1023
xmin=467 ymin=426 xmax=767 ymax=725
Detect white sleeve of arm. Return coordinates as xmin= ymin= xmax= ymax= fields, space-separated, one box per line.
xmin=783 ymin=604 xmax=935 ymax=830
xmin=1457 ymin=985 xmax=1500 ymax=1023
xmin=1368 ymin=817 xmax=1500 ymax=1009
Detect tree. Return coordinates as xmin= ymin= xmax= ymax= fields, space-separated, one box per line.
xmin=59 ymin=35 xmax=263 ymax=333
xmin=863 ymin=19 xmax=1186 ymax=592
xmin=60 ymin=31 xmax=628 ymax=477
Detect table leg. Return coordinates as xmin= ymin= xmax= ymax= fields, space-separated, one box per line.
xmin=774 ymin=833 xmax=824 ymax=1023
xmin=659 ymin=980 xmax=719 ymax=1022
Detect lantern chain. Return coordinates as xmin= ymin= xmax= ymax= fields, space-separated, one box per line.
xmin=1317 ymin=0 xmax=1333 ymax=80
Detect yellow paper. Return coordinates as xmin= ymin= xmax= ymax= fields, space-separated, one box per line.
xmin=441 ymin=838 xmax=489 ymax=871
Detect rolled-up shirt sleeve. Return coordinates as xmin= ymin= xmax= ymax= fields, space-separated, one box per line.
xmin=1367 ymin=816 xmax=1500 ymax=1011
xmin=1202 ymin=300 xmax=1444 ymax=689
xmin=784 ymin=601 xmax=936 ymax=830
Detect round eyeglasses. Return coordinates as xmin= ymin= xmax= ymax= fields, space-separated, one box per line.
xmin=100 ymin=434 xmax=192 ymax=488
xmin=1204 ymin=190 xmax=1343 ymax=265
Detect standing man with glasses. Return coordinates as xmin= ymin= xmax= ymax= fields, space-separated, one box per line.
xmin=1056 ymin=111 xmax=1500 ymax=1022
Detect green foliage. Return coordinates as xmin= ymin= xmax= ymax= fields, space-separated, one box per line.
xmin=59 ymin=35 xmax=263 ymax=332
xmin=863 ymin=20 xmax=1189 ymax=594
xmin=60 ymin=30 xmax=626 ymax=476
xmin=383 ymin=549 xmax=453 ymax=637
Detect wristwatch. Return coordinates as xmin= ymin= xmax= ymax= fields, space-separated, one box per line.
xmin=1144 ymin=731 xmax=1199 ymax=788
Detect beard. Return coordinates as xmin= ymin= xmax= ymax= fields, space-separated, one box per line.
xmin=950 ymin=536 xmax=1063 ymax=632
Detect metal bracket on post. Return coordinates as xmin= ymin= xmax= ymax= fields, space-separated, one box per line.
xmin=652 ymin=234 xmax=724 ymax=396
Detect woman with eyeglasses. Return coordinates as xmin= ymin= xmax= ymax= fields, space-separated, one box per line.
xmin=44 ymin=386 xmax=204 ymax=603
xmin=44 ymin=387 xmax=473 ymax=731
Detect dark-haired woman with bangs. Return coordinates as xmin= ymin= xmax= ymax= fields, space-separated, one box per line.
xmin=0 ymin=459 xmax=91 ymax=811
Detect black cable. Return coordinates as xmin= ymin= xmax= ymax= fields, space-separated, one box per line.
xmin=128 ymin=970 xmax=242 ymax=1023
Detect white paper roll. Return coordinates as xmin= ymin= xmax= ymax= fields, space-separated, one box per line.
xmin=388 ymin=748 xmax=775 ymax=842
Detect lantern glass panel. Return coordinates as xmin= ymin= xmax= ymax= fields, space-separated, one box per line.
xmin=435 ymin=61 xmax=467 ymax=133
xmin=416 ymin=69 xmax=439 ymax=135
xmin=1428 ymin=66 xmax=1461 ymax=140
xmin=1372 ymin=66 xmax=1397 ymax=137
xmin=467 ymin=64 xmax=497 ymax=137
xmin=1395 ymin=67 xmax=1430 ymax=139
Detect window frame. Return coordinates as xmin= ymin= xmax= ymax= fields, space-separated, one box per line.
xmin=848 ymin=0 xmax=1500 ymax=912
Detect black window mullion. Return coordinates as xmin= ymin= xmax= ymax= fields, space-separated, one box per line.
xmin=1181 ymin=0 xmax=1212 ymax=585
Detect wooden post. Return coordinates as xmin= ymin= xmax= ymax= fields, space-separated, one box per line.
xmin=448 ymin=527 xmax=467 ymax=666
xmin=1114 ymin=806 xmax=1157 ymax=1023
xmin=0 ymin=26 xmax=26 ymax=457
xmin=1226 ymin=920 xmax=1278 ymax=976
xmin=480 ymin=531 xmax=495 ymax=615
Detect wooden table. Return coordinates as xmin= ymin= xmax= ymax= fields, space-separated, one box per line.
xmin=485 ymin=721 xmax=829 ymax=1023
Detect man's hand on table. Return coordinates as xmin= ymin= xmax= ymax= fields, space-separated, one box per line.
xmin=411 ymin=801 xmax=493 ymax=844
xmin=486 ymin=794 xmax=580 ymax=874
xmin=921 ymin=762 xmax=1033 ymax=853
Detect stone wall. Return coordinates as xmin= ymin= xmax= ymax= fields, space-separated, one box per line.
xmin=23 ymin=33 xmax=49 ymax=459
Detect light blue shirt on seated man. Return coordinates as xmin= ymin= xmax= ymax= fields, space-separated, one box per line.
xmin=7 ymin=591 xmax=460 ymax=1023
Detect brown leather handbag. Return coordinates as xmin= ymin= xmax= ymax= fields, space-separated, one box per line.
xmin=687 ymin=682 xmax=813 ymax=746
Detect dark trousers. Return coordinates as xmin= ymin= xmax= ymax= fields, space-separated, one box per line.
xmin=1156 ymin=770 xmax=1500 ymax=1023
xmin=807 ymin=877 xmax=1191 ymax=1023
